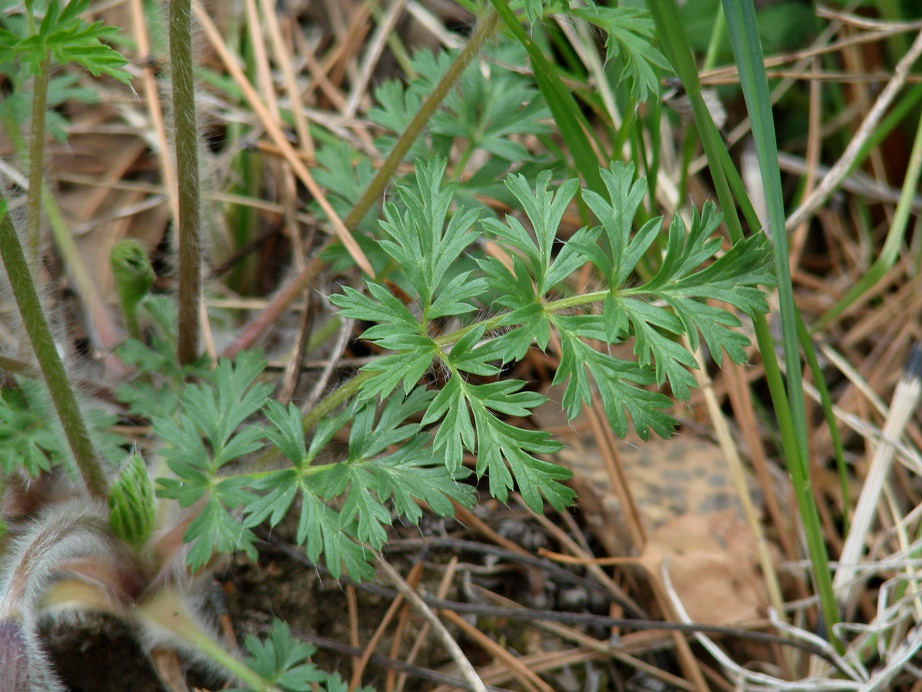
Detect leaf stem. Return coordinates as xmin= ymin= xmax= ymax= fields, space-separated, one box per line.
xmin=0 ymin=200 xmax=108 ymax=499
xmin=342 ymin=9 xmax=499 ymax=230
xmin=301 ymin=370 xmax=374 ymax=432
xmin=3 ymin=110 xmax=120 ymax=349
xmin=169 ymin=0 xmax=203 ymax=365
xmin=223 ymin=9 xmax=501 ymax=358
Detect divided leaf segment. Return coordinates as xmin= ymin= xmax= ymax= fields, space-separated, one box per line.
xmin=333 ymin=157 xmax=775 ymax=516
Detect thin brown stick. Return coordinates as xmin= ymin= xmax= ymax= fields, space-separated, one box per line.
xmin=439 ymin=610 xmax=551 ymax=692
xmin=375 ymin=552 xmax=487 ymax=692
xmin=586 ymin=400 xmax=647 ymax=549
xmin=527 ymin=503 xmax=646 ymax=618
xmin=277 ymin=291 xmax=314 ymax=405
xmin=468 ymin=585 xmax=695 ymax=691
xmin=346 ymin=583 xmax=361 ymax=677
xmin=259 ymin=0 xmax=315 ymax=157
xmin=392 ymin=556 xmax=458 ymax=692
xmin=343 ymin=0 xmax=409 ymax=117
xmin=192 ymin=1 xmax=374 ymax=277
xmin=349 ymin=562 xmax=422 ymax=691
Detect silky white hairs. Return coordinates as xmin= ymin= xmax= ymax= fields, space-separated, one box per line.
xmin=0 ymin=501 xmax=114 ymax=692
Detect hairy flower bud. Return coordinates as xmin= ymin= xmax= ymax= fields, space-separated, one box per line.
xmin=108 ymin=450 xmax=156 ymax=550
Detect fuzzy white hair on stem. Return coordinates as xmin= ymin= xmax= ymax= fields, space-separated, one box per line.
xmin=0 ymin=501 xmax=118 ymax=692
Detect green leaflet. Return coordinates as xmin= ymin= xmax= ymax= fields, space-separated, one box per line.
xmin=331 ymin=156 xmax=774 ymax=514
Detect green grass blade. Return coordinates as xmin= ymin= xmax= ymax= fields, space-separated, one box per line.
xmin=649 ymin=0 xmax=848 ymax=648
xmin=797 ymin=313 xmax=850 ymax=535
xmin=489 ymin=0 xmax=604 ymax=194
xmin=721 ymin=0 xmax=841 ymax=647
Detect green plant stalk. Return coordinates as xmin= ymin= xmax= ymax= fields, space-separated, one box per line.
xmin=26 ymin=57 xmax=50 ymax=266
xmin=42 ymin=185 xmax=122 ymax=348
xmin=815 ymin=110 xmax=922 ymax=330
xmin=645 ymin=98 xmax=663 ymax=218
xmin=224 ymin=10 xmax=503 ymax=358
xmin=229 ymin=30 xmax=260 ymax=295
xmin=702 ymin=2 xmax=725 ymax=72
xmin=674 ymin=0 xmax=842 ymax=645
xmin=721 ymin=0 xmax=841 ymax=648
xmin=169 ymin=0 xmax=203 ymax=365
xmin=563 ymin=18 xmax=619 ymax=160
xmin=714 ymin=121 xmax=852 ymax=539
xmin=230 ymin=139 xmax=260 ymax=295
xmin=489 ymin=0 xmax=605 ymax=194
xmin=547 ymin=21 xmax=583 ymax=77
xmin=853 ymin=83 xmax=922 ymax=177
xmin=797 ymin=314 xmax=849 ymax=534
xmin=877 ymin=0 xmax=911 ymax=65
xmin=137 ymin=589 xmax=281 ymax=692
xmin=611 ymin=109 xmax=632 ymax=161
xmin=367 ymin=0 xmax=415 ymax=77
xmin=301 ymin=369 xmax=374 ymax=433
xmin=676 ymin=125 xmax=697 ymax=209
xmin=648 ymin=4 xmax=744 ymax=241
xmin=694 ymin=0 xmax=723 ymax=223
xmin=0 ymin=201 xmax=108 ymax=499
xmin=648 ymin=0 xmax=843 ymax=646
xmin=2 ymin=112 xmax=120 ymax=349
xmin=452 ymin=140 xmax=480 ymax=183
xmin=343 ymin=9 xmax=500 ymax=230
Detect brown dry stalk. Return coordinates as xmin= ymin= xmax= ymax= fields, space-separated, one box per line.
xmin=786 ymin=28 xmax=922 ymax=232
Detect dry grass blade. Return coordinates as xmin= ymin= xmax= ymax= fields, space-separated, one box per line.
xmin=375 ymin=553 xmax=487 ymax=692
xmin=439 ymin=609 xmax=553 ymax=692
xmin=343 ymin=0 xmax=409 ymax=117
xmin=191 ymin=1 xmax=374 ymax=277
xmin=835 ymin=343 xmax=922 ymax=605
xmin=258 ymin=0 xmax=316 ymax=157
xmin=786 ymin=28 xmax=922 ymax=233
xmin=349 ymin=561 xmax=422 ymax=690
xmin=685 ymin=336 xmax=786 ymax=623
xmin=390 ymin=557 xmax=458 ymax=692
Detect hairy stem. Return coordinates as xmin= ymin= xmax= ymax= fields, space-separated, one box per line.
xmin=0 ymin=201 xmax=108 ymax=499
xmin=137 ymin=589 xmax=281 ymax=692
xmin=169 ymin=0 xmax=203 ymax=365
xmin=26 ymin=57 xmax=50 ymax=267
xmin=3 ymin=109 xmax=120 ymax=350
xmin=301 ymin=370 xmax=374 ymax=433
